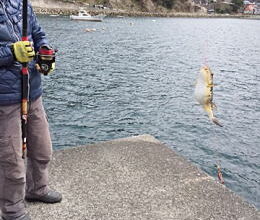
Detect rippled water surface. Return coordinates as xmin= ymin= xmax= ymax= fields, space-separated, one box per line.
xmin=38 ymin=16 xmax=260 ymax=208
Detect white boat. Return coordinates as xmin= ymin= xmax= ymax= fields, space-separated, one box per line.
xmin=70 ymin=9 xmax=105 ymax=22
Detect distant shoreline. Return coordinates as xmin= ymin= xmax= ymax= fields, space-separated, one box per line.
xmin=33 ymin=7 xmax=260 ymax=19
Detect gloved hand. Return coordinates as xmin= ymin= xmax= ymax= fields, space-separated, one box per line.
xmin=36 ymin=45 xmax=56 ymax=75
xmin=12 ymin=41 xmax=35 ymax=63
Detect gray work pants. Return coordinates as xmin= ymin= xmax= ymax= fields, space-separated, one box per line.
xmin=0 ymin=97 xmax=52 ymax=219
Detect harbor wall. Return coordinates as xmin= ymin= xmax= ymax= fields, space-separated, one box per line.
xmin=26 ymin=135 xmax=259 ymax=219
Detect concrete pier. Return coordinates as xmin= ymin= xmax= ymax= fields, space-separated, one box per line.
xmin=27 ymin=135 xmax=259 ymax=219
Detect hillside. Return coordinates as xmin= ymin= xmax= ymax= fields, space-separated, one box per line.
xmin=30 ymin=0 xmax=200 ymax=13
xmin=103 ymin=0 xmax=196 ymax=12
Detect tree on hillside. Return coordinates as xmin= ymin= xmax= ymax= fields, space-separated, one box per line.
xmin=231 ymin=0 xmax=243 ymax=12
xmin=152 ymin=0 xmax=176 ymax=9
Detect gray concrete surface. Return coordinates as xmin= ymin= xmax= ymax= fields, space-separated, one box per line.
xmin=25 ymin=135 xmax=259 ymax=219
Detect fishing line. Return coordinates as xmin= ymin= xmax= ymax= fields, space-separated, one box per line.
xmin=203 ymin=16 xmax=212 ymax=67
xmin=212 ymin=64 xmax=225 ymax=184
xmin=203 ymin=38 xmax=209 ymax=66
xmin=212 ymin=127 xmax=224 ymax=184
xmin=201 ymin=20 xmax=224 ymax=184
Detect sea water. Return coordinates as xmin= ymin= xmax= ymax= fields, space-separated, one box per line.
xmin=39 ymin=16 xmax=260 ymax=208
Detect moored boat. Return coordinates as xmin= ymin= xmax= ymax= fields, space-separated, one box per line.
xmin=70 ymin=9 xmax=105 ymax=22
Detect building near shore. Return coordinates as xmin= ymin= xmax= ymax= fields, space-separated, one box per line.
xmin=243 ymin=0 xmax=260 ymax=14
xmin=257 ymin=1 xmax=260 ymax=13
xmin=206 ymin=0 xmax=233 ymax=13
xmin=194 ymin=0 xmax=234 ymax=13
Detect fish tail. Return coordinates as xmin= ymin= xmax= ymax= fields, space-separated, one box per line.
xmin=212 ymin=117 xmax=223 ymax=127
xmin=203 ymin=104 xmax=223 ymax=127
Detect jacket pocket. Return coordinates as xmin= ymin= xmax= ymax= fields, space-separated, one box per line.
xmin=0 ymin=16 xmax=13 ymax=42
xmin=0 ymin=15 xmax=6 ymax=23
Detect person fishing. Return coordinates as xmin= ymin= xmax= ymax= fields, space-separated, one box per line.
xmin=0 ymin=0 xmax=61 ymax=219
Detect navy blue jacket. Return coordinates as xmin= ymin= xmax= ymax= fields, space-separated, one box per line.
xmin=0 ymin=0 xmax=48 ymax=105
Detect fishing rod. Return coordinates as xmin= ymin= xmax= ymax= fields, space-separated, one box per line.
xmin=21 ymin=0 xmax=29 ymax=159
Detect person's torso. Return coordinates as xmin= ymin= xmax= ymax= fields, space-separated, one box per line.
xmin=0 ymin=0 xmax=42 ymax=105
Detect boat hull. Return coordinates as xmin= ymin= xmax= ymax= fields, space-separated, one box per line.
xmin=70 ymin=16 xmax=103 ymax=22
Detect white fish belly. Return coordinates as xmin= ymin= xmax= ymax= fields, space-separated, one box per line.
xmin=195 ymin=82 xmax=207 ymax=105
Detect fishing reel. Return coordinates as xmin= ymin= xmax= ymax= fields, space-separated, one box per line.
xmin=36 ymin=45 xmax=56 ymax=75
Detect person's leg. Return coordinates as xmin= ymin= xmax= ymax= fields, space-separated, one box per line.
xmin=0 ymin=104 xmax=26 ymax=219
xmin=26 ymin=97 xmax=52 ymax=197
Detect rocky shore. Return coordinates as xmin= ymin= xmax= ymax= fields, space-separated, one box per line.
xmin=30 ymin=0 xmax=260 ymax=19
xmin=33 ymin=6 xmax=260 ymax=19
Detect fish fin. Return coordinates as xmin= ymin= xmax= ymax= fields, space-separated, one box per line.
xmin=212 ymin=117 xmax=223 ymax=127
xmin=203 ymin=104 xmax=214 ymax=122
xmin=212 ymin=102 xmax=217 ymax=110
xmin=207 ymin=84 xmax=214 ymax=88
xmin=203 ymin=103 xmax=212 ymax=112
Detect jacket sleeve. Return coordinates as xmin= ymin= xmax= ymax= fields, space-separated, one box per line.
xmin=29 ymin=4 xmax=49 ymax=51
xmin=0 ymin=45 xmax=15 ymax=67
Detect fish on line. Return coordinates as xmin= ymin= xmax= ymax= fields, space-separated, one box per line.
xmin=194 ymin=66 xmax=223 ymax=127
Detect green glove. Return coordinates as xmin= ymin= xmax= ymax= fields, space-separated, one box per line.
xmin=12 ymin=41 xmax=35 ymax=63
